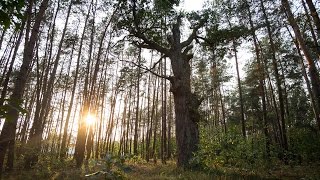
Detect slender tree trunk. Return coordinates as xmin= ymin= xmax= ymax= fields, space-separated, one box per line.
xmin=25 ymin=0 xmax=72 ymax=167
xmin=148 ymin=72 xmax=157 ymax=161
xmin=0 ymin=0 xmax=49 ymax=174
xmin=283 ymin=0 xmax=320 ymax=130
xmin=133 ymin=48 xmax=141 ymax=155
xmin=285 ymin=25 xmax=320 ymax=127
xmin=0 ymin=21 xmax=25 ymax=106
xmin=245 ymin=0 xmax=270 ymax=158
xmin=125 ymin=88 xmax=132 ymax=154
xmin=18 ymin=89 xmax=36 ymax=146
xmin=302 ymin=0 xmax=320 ymax=57
xmin=161 ymin=57 xmax=167 ymax=163
xmin=261 ymin=0 xmax=288 ymax=153
xmin=63 ymin=0 xmax=92 ymax=164
xmin=106 ymin=90 xmax=117 ymax=152
xmin=67 ymin=95 xmax=80 ymax=157
xmin=305 ymin=0 xmax=320 ymax=39
xmin=141 ymin=95 xmax=146 ymax=158
xmin=145 ymin=60 xmax=152 ymax=161
xmin=0 ymin=32 xmax=16 ymax=84
xmin=31 ymin=25 xmax=51 ymax=139
xmin=119 ymin=92 xmax=128 ymax=156
xmin=167 ymin=94 xmax=172 ymax=159
xmin=152 ymin=75 xmax=160 ymax=163
xmin=74 ymin=0 xmax=96 ymax=165
xmin=57 ymin=45 xmax=75 ymax=158
xmin=232 ymin=39 xmax=246 ymax=137
xmin=0 ymin=28 xmax=6 ymax=50
xmin=0 ymin=32 xmax=15 ymax=66
xmin=95 ymin=76 xmax=107 ymax=159
xmin=219 ymin=87 xmax=227 ymax=133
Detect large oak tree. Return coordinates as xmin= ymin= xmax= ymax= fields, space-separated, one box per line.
xmin=116 ymin=0 xmax=207 ymax=167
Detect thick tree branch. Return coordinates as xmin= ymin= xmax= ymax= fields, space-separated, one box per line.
xmin=183 ymin=44 xmax=193 ymax=55
xmin=131 ymin=0 xmax=170 ymax=55
xmin=148 ymin=54 xmax=167 ymax=72
xmin=131 ymin=39 xmax=169 ymax=54
xmin=181 ymin=18 xmax=207 ymax=48
xmin=131 ymin=30 xmax=170 ymax=55
xmin=196 ymin=35 xmax=216 ymax=46
xmin=121 ymin=59 xmax=171 ymax=80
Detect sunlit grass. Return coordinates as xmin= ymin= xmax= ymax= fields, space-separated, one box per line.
xmin=126 ymin=161 xmax=216 ymax=180
xmin=3 ymin=157 xmax=320 ymax=179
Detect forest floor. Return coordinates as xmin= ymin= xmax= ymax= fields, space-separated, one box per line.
xmin=2 ymin=159 xmax=320 ymax=179
xmin=124 ymin=161 xmax=320 ymax=180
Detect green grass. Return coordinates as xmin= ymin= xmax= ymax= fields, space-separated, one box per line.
xmin=2 ymin=159 xmax=320 ymax=179
xmin=125 ymin=161 xmax=216 ymax=180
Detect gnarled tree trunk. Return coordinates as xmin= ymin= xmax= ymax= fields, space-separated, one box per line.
xmin=168 ymin=23 xmax=201 ymax=167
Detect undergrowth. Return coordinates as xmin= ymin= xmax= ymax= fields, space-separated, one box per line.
xmin=2 ymin=153 xmax=320 ymax=179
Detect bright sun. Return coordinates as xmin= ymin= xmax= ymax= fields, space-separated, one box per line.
xmin=85 ymin=114 xmax=96 ymax=126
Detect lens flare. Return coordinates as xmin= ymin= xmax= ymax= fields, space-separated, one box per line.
xmin=85 ymin=114 xmax=96 ymax=125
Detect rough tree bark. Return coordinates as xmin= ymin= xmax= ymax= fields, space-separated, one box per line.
xmin=130 ymin=2 xmax=206 ymax=165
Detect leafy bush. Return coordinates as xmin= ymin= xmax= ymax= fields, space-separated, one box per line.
xmin=288 ymin=127 xmax=320 ymax=163
xmin=195 ymin=124 xmax=267 ymax=170
xmin=195 ymin=120 xmax=320 ymax=174
xmin=85 ymin=154 xmax=131 ymax=179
